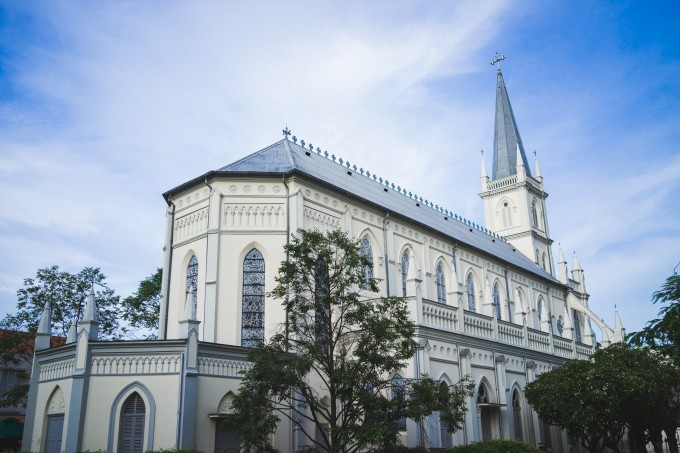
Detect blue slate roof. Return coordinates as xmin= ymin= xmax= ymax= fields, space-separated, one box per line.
xmin=197 ymin=138 xmax=557 ymax=284
xmin=493 ymin=70 xmax=532 ymax=180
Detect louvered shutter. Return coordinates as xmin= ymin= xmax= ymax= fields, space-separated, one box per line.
xmin=118 ymin=393 xmax=146 ymax=453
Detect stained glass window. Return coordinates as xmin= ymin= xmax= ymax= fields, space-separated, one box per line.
xmin=392 ymin=374 xmax=406 ymax=431
xmin=360 ymin=238 xmax=373 ymax=290
xmin=436 ymin=264 xmax=446 ymax=304
xmin=467 ymin=274 xmax=476 ymax=312
xmin=315 ymin=258 xmax=330 ymax=350
xmin=186 ymin=255 xmax=198 ymax=314
xmin=401 ymin=252 xmax=410 ymax=297
xmin=242 ymin=249 xmax=265 ymax=348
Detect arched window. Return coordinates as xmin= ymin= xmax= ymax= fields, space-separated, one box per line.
xmin=477 ymin=383 xmax=492 ymax=441
xmin=502 ymin=202 xmax=512 ymax=228
xmin=541 ymin=253 xmax=547 ymax=270
xmin=186 ymin=255 xmax=198 ymax=314
xmin=401 ymin=252 xmax=410 ymax=297
xmin=574 ymin=311 xmax=582 ymax=343
xmin=531 ymin=199 xmax=539 ymax=227
xmin=118 ymin=392 xmax=145 ymax=453
xmin=557 ymin=316 xmax=564 ymax=335
xmin=360 ymin=238 xmax=374 ymax=290
xmin=512 ymin=390 xmax=523 ymax=440
xmin=535 ymin=249 xmax=540 ymax=265
xmin=440 ymin=381 xmax=453 ymax=447
xmin=466 ymin=274 xmax=476 ymax=312
xmin=315 ymin=258 xmax=330 ymax=349
xmin=436 ymin=264 xmax=446 ymax=304
xmin=242 ymin=249 xmax=265 ymax=347
xmin=493 ymin=283 xmax=502 ymax=320
xmin=537 ymin=298 xmax=543 ymax=322
xmin=392 ymin=374 xmax=406 ymax=431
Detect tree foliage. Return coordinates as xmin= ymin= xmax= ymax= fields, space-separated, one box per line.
xmin=232 ymin=230 xmax=473 ymax=453
xmin=120 ymin=267 xmax=162 ymax=337
xmin=629 ymin=273 xmax=680 ymax=367
xmin=0 ymin=265 xmax=123 ymax=408
xmin=525 ymin=343 xmax=680 ymax=453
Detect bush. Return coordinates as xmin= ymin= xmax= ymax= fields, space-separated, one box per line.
xmin=373 ymin=440 xmax=541 ymax=453
xmin=448 ymin=440 xmax=541 ymax=453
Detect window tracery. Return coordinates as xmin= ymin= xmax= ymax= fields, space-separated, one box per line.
xmin=242 ymin=248 xmax=265 ymax=347
xmin=401 ymin=252 xmax=410 ymax=297
xmin=493 ymin=283 xmax=502 ymax=320
xmin=467 ymin=274 xmax=476 ymax=311
xmin=436 ymin=264 xmax=446 ymax=304
xmin=360 ymin=238 xmax=373 ymax=290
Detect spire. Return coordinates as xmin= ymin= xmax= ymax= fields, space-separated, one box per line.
xmin=80 ymin=286 xmax=99 ymax=341
xmin=492 ymin=67 xmax=532 ymax=180
xmin=66 ymin=322 xmax=77 ymax=344
xmin=35 ymin=300 xmax=51 ymax=351
xmin=558 ymin=246 xmax=568 ymax=284
xmin=515 ymin=141 xmax=526 ymax=180
xmin=613 ymin=306 xmax=625 ymax=342
xmin=480 ymin=153 xmax=489 ymax=191
xmin=534 ymin=153 xmax=542 ymax=179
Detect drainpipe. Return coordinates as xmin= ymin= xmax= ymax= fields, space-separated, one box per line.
xmin=203 ymin=177 xmax=213 ymax=339
xmin=162 ymin=197 xmax=176 ymax=339
xmin=382 ymin=213 xmax=391 ymax=296
xmin=504 ymin=268 xmax=512 ymax=323
xmin=456 ymin=342 xmax=468 ymax=445
xmin=283 ymin=176 xmax=290 ymax=347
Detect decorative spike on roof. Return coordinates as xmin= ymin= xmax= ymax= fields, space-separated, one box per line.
xmin=492 ymin=67 xmax=532 ymax=180
xmin=177 ymin=128 xmax=561 ymax=282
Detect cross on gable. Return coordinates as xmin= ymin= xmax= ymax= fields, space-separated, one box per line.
xmin=282 ymin=127 xmax=291 ymax=139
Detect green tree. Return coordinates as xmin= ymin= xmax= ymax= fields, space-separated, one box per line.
xmin=525 ymin=343 xmax=679 ymax=453
xmin=629 ymin=272 xmax=680 ymax=367
xmin=120 ymin=267 xmax=162 ymax=338
xmin=0 ymin=265 xmax=122 ymax=408
xmin=232 ymin=230 xmax=473 ymax=453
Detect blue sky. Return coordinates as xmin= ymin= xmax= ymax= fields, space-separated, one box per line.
xmin=0 ymin=1 xmax=678 ymax=336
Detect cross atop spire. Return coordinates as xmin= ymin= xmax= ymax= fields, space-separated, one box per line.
xmin=282 ymin=126 xmax=291 ymax=139
xmin=490 ymin=52 xmax=506 ymax=72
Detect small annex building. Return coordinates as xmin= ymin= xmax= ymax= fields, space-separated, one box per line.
xmin=22 ymin=65 xmax=623 ymax=453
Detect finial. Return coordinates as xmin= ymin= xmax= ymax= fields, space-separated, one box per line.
xmin=282 ymin=126 xmax=291 ymax=139
xmin=490 ymin=52 xmax=506 ymax=71
xmin=481 ymin=149 xmax=484 ymax=156
xmin=292 ymin=136 xmax=297 ymax=144
xmin=533 ymin=149 xmax=537 ymax=158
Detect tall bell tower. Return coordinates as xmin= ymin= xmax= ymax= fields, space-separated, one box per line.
xmin=480 ymin=54 xmax=554 ymax=275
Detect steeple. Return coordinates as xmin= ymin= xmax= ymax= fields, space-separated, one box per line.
xmin=492 ymin=68 xmax=532 ymax=180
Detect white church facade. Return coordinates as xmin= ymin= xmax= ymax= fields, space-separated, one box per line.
xmin=22 ymin=66 xmax=623 ymax=453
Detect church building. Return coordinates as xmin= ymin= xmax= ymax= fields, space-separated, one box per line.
xmin=22 ymin=62 xmax=623 ymax=453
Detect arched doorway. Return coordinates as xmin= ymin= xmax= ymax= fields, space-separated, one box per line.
xmin=512 ymin=389 xmax=523 ymax=441
xmin=476 ymin=383 xmax=494 ymax=441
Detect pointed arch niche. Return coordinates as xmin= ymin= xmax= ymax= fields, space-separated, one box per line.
xmin=44 ymin=386 xmax=66 ymax=453
xmin=107 ymin=382 xmax=156 ymax=453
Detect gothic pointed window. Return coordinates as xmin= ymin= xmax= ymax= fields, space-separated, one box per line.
xmin=186 ymin=255 xmax=198 ymax=313
xmin=118 ymin=392 xmax=145 ymax=453
xmin=541 ymin=253 xmax=547 ymax=270
xmin=574 ymin=311 xmax=582 ymax=343
xmin=315 ymin=258 xmax=331 ymax=351
xmin=401 ymin=252 xmax=410 ymax=297
xmin=466 ymin=274 xmax=476 ymax=312
xmin=392 ymin=374 xmax=406 ymax=431
xmin=493 ymin=283 xmax=502 ymax=320
xmin=436 ymin=264 xmax=446 ymax=304
xmin=535 ymin=249 xmax=540 ymax=265
xmin=531 ymin=199 xmax=539 ymax=228
xmin=512 ymin=390 xmax=523 ymax=440
xmin=360 ymin=238 xmax=374 ymax=290
xmin=439 ymin=381 xmax=453 ymax=447
xmin=557 ymin=316 xmax=564 ymax=335
xmin=537 ymin=298 xmax=543 ymax=322
xmin=242 ymin=248 xmax=265 ymax=348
